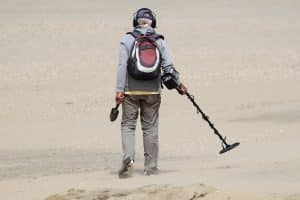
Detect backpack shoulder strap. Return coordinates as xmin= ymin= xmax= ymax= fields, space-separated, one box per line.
xmin=152 ymin=33 xmax=164 ymax=40
xmin=126 ymin=31 xmax=141 ymax=56
xmin=126 ymin=31 xmax=164 ymax=40
xmin=126 ymin=31 xmax=141 ymax=38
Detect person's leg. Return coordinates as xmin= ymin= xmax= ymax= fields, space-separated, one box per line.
xmin=140 ymin=94 xmax=161 ymax=174
xmin=119 ymin=95 xmax=139 ymax=177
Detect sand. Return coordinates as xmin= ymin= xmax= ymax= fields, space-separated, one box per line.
xmin=1 ymin=0 xmax=300 ymax=199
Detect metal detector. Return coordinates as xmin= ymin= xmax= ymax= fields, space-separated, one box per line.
xmin=162 ymin=72 xmax=240 ymax=154
xmin=184 ymin=91 xmax=240 ymax=154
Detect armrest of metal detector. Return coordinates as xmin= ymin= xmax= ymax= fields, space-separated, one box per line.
xmin=161 ymin=71 xmax=180 ymax=90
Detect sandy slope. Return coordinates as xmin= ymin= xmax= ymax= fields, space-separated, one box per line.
xmin=45 ymin=184 xmax=300 ymax=200
xmin=1 ymin=0 xmax=300 ymax=199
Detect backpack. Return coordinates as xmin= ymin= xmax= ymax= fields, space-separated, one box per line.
xmin=127 ymin=31 xmax=164 ymax=80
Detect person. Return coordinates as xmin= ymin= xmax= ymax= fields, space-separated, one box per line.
xmin=115 ymin=8 xmax=187 ymax=178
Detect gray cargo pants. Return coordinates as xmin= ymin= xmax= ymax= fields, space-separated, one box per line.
xmin=121 ymin=94 xmax=161 ymax=171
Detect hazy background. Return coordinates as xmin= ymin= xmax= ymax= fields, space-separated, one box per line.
xmin=1 ymin=1 xmax=300 ymax=199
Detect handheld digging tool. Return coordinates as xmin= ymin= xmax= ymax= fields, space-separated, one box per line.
xmin=110 ymin=104 xmax=120 ymax=122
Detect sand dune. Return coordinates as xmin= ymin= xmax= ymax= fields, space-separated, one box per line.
xmin=45 ymin=184 xmax=300 ymax=200
xmin=46 ymin=184 xmax=214 ymax=200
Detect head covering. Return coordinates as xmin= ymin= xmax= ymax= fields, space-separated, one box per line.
xmin=133 ymin=8 xmax=156 ymax=28
xmin=136 ymin=8 xmax=154 ymax=21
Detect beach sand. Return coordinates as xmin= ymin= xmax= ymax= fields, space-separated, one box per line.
xmin=1 ymin=0 xmax=300 ymax=199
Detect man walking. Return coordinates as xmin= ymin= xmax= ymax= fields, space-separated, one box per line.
xmin=115 ymin=8 xmax=187 ymax=178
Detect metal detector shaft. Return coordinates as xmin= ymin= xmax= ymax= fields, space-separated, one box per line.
xmin=185 ymin=92 xmax=228 ymax=145
xmin=184 ymin=91 xmax=240 ymax=154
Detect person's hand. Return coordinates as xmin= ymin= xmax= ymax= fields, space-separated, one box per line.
xmin=115 ymin=92 xmax=125 ymax=105
xmin=177 ymin=83 xmax=187 ymax=95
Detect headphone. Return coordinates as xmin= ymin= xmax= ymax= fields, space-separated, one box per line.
xmin=133 ymin=8 xmax=157 ymax=28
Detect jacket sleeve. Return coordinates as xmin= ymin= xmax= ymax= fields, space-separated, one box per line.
xmin=158 ymin=38 xmax=181 ymax=84
xmin=116 ymin=36 xmax=131 ymax=92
